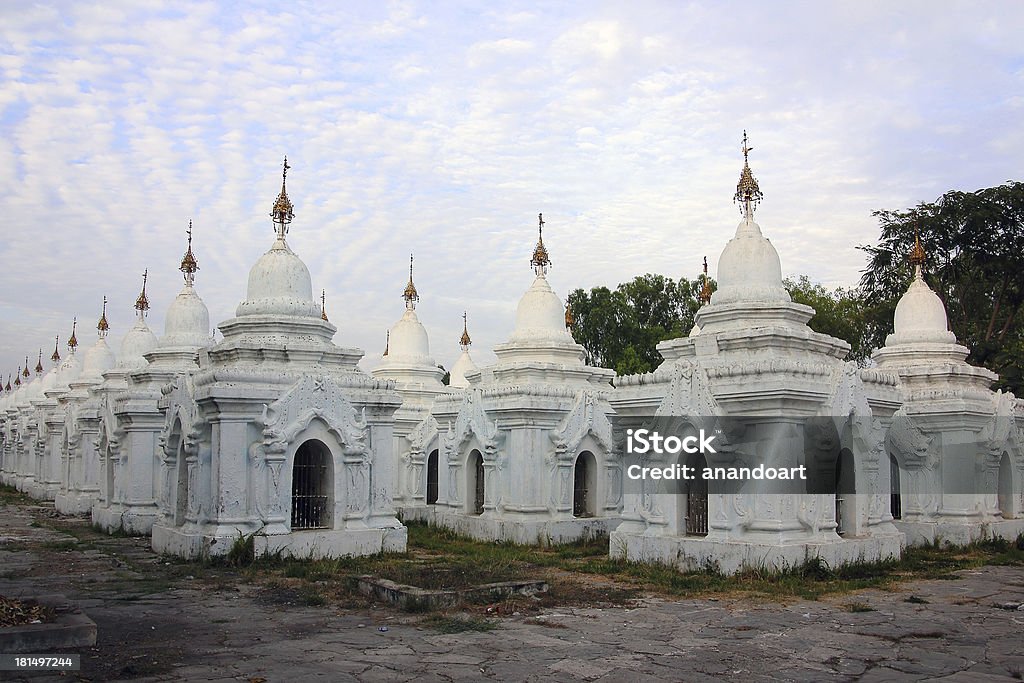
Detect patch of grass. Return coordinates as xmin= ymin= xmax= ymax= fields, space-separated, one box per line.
xmin=39 ymin=539 xmax=81 ymax=552
xmin=0 ymin=484 xmax=31 ymax=506
xmin=845 ymin=602 xmax=875 ymax=613
xmin=420 ymin=614 xmax=497 ymax=633
xmin=299 ymin=586 xmax=328 ymax=607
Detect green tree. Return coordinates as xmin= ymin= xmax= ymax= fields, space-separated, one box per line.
xmin=859 ymin=181 xmax=1024 ymax=393
xmin=567 ymin=272 xmax=710 ymax=375
xmin=784 ymin=276 xmax=876 ymax=365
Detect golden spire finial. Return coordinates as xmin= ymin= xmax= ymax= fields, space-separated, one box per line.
xmin=530 ymin=213 xmax=551 ymax=275
xmin=51 ymin=334 xmax=61 ymax=364
xmin=34 ymin=349 xmax=43 ymax=375
xmin=321 ymin=289 xmax=329 ymax=321
xmin=733 ymin=130 xmax=763 ymax=217
xmin=403 ymin=253 xmax=420 ymax=309
xmin=68 ymin=318 xmax=78 ymax=351
xmin=459 ymin=311 xmax=472 ymax=349
xmin=180 ymin=219 xmax=199 ymax=286
xmin=908 ymin=222 xmax=927 ymax=279
xmin=14 ymin=366 xmax=21 ymax=386
xmin=23 ymin=358 xmax=30 ymax=378
xmin=383 ymin=329 xmax=390 ymax=357
xmin=135 ymin=269 xmax=150 ymax=316
xmin=699 ymin=256 xmax=713 ymax=305
xmin=270 ymin=156 xmax=294 ymax=238
xmin=97 ymin=295 xmax=109 ymax=338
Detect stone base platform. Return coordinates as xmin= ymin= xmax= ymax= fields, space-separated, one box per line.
xmin=404 ymin=506 xmax=620 ymax=545
xmin=152 ymin=523 xmax=408 ymax=560
xmin=609 ymin=530 xmax=905 ymax=575
xmin=91 ymin=503 xmax=157 ymax=536
xmin=897 ymin=518 xmax=1024 ymax=547
xmin=54 ymin=490 xmax=97 ymax=515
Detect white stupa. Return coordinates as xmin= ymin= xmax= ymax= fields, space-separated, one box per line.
xmin=448 ymin=312 xmax=478 ymax=389
xmin=152 ymin=157 xmax=405 ymax=561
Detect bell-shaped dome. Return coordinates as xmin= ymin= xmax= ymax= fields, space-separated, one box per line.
xmin=448 ymin=349 xmax=478 ymax=389
xmin=235 ymin=238 xmax=319 ymax=318
xmin=52 ymin=350 xmax=83 ymax=394
xmin=80 ymin=338 xmax=116 ymax=379
xmin=117 ymin=316 xmax=158 ymax=370
xmin=163 ymin=284 xmax=211 ymax=348
xmin=387 ymin=308 xmax=432 ymax=362
xmin=510 ymin=275 xmax=572 ymax=343
xmin=39 ymin=366 xmax=60 ymax=393
xmin=712 ymin=216 xmax=790 ymax=305
xmin=15 ymin=377 xmax=37 ymax=408
xmin=887 ymin=273 xmax=956 ymax=346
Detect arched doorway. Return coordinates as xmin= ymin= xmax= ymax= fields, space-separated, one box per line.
xmin=468 ymin=450 xmax=484 ymax=515
xmin=889 ymin=453 xmax=902 ymax=521
xmin=175 ymin=438 xmax=189 ymax=526
xmin=998 ymin=452 xmax=1013 ymax=519
xmin=426 ymin=449 xmax=439 ymax=505
xmin=291 ymin=440 xmax=333 ymax=530
xmin=834 ymin=449 xmax=855 ymax=536
xmin=573 ymin=451 xmax=597 ymax=518
xmin=685 ymin=453 xmax=709 ymax=536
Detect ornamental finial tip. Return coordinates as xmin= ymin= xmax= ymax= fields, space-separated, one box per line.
xmin=135 ymin=269 xmax=150 ymax=315
xmin=733 ymin=130 xmax=763 ymax=217
xmin=460 ymin=311 xmax=472 ymax=349
xmin=908 ymin=221 xmax=927 ymax=278
xmin=530 ymin=213 xmax=551 ymax=275
xmin=97 ymin=295 xmax=109 ymax=337
xmin=403 ymin=253 xmax=419 ymax=308
xmin=180 ymin=219 xmax=199 ymax=284
xmin=270 ymin=156 xmax=294 ymax=236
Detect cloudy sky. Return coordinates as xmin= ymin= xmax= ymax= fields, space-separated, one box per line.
xmin=1 ymin=1 xmax=1021 ymax=378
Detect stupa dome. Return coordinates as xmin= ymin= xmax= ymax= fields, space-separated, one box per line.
xmin=510 ymin=275 xmax=571 ymax=343
xmin=163 ymin=285 xmax=211 ymax=348
xmin=712 ymin=216 xmax=790 ymax=305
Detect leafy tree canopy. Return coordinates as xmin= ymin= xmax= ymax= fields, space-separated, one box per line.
xmin=859 ymin=181 xmax=1024 ymax=392
xmin=567 ymin=272 xmax=709 ymax=375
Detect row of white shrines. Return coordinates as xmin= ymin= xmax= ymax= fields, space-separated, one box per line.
xmin=2 ymin=152 xmax=1023 ymax=575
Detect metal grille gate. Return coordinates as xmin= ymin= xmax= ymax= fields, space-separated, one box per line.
xmin=426 ymin=451 xmax=439 ymax=505
xmin=573 ymin=458 xmax=590 ymax=518
xmin=473 ymin=454 xmax=485 ymax=515
xmin=292 ymin=444 xmax=330 ymax=530
xmin=686 ymin=459 xmax=709 ymax=536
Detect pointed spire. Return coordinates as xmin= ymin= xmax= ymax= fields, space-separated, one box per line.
xmin=321 ymin=289 xmax=329 ymax=321
xmin=4 ymin=375 xmax=10 ymax=392
xmin=403 ymin=253 xmax=420 ymax=309
xmin=459 ymin=311 xmax=472 ymax=350
xmin=180 ymin=219 xmax=199 ymax=286
xmin=34 ymin=350 xmax=43 ymax=375
xmin=14 ymin=367 xmax=21 ymax=387
xmin=23 ymin=359 xmax=30 ymax=378
xmin=908 ymin=222 xmax=927 ymax=280
xmin=97 ymin=295 xmax=109 ymax=338
xmin=699 ymin=256 xmax=713 ymax=304
xmin=68 ymin=318 xmax=78 ymax=351
xmin=383 ymin=329 xmax=390 ymax=357
xmin=530 ymin=213 xmax=551 ymax=276
xmin=733 ymin=130 xmax=763 ymax=218
xmin=270 ymin=156 xmax=294 ymax=238
xmin=135 ymin=269 xmax=150 ymax=317
xmin=51 ymin=335 xmax=61 ymax=364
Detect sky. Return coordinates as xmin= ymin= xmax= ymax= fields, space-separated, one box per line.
xmin=1 ymin=1 xmax=1022 ymax=378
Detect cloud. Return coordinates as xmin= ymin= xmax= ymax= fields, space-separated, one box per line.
xmin=1 ymin=1 xmax=1022 ymax=375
